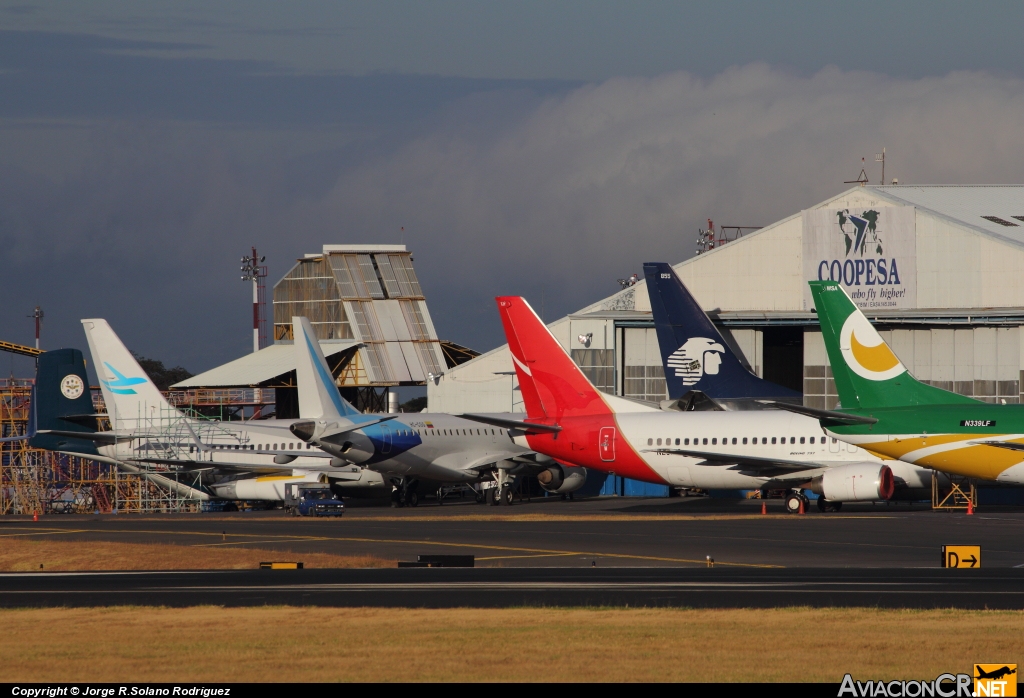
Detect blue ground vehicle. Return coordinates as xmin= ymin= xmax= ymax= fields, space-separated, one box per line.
xmin=286 ymin=483 xmax=345 ymax=517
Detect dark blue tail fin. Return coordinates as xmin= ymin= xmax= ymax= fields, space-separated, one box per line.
xmin=644 ymin=262 xmax=801 ymax=403
xmin=29 ymin=348 xmax=100 ymax=455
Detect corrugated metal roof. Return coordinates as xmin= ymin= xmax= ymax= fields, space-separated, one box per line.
xmin=871 ymin=185 xmax=1024 ymax=243
xmin=173 ymin=340 xmax=359 ymax=388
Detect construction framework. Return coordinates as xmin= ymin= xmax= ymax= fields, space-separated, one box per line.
xmin=0 ymin=378 xmax=277 ymax=515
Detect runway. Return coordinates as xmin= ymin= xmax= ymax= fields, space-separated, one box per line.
xmin=3 ymin=567 xmax=1023 ymax=608
xmin=4 ymin=497 xmax=1024 ymax=608
xmin=3 ymin=496 xmax=1024 ymax=568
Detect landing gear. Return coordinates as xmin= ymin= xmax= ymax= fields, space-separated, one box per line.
xmin=500 ymin=485 xmax=513 ymax=506
xmin=785 ymin=491 xmax=809 ymax=514
xmin=390 ymin=478 xmax=420 ymax=508
xmin=486 ymin=488 xmax=499 ymax=506
xmin=816 ymin=498 xmax=842 ymax=513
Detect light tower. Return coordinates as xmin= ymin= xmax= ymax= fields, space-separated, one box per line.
xmin=240 ymin=248 xmax=268 ymax=353
xmin=28 ymin=306 xmax=43 ymax=350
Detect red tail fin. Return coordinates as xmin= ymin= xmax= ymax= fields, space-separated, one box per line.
xmin=496 ymin=296 xmax=608 ymax=421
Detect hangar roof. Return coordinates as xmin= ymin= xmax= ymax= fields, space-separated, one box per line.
xmin=173 ymin=340 xmax=359 ymax=388
xmin=871 ymin=185 xmax=1024 ymax=245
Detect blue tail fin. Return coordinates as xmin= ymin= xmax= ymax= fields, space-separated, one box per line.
xmin=643 ymin=262 xmax=801 ymax=403
xmin=28 ymin=348 xmax=100 ymax=455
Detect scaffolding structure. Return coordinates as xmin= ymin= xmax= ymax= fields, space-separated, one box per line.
xmin=1 ymin=378 xmax=276 ymax=515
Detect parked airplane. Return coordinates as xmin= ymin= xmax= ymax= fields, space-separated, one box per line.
xmin=789 ymin=281 xmax=1024 ymax=485
xmin=646 ymin=262 xmax=942 ymax=498
xmin=287 ymin=316 xmax=586 ymax=506
xmin=33 ymin=318 xmax=389 ymax=501
xmin=470 ymin=295 xmax=936 ymax=512
xmin=644 ymin=261 xmax=801 ymax=410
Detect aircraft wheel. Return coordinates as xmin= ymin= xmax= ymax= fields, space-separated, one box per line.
xmin=501 ymin=485 xmax=513 ymax=506
xmin=488 ymin=489 xmax=500 ymax=506
xmin=408 ymin=491 xmax=419 ymax=507
xmin=816 ymin=497 xmax=828 ymax=513
xmin=784 ymin=493 xmax=804 ymax=514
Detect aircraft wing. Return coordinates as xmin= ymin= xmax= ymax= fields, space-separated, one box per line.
xmin=459 ymin=414 xmax=562 ymax=434
xmin=644 ymin=448 xmax=824 ymax=474
xmin=36 ymin=429 xmax=150 ymax=444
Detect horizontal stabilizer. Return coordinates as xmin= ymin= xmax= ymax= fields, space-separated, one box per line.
xmin=459 ymin=414 xmax=562 ymax=434
xmin=969 ymin=440 xmax=1024 ymax=452
xmin=36 ymin=429 xmax=127 ymax=445
xmin=757 ymin=401 xmax=878 ymax=425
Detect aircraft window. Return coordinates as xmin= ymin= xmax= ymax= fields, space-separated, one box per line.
xmin=647 ymin=438 xmax=653 ymax=446
xmin=732 ymin=438 xmax=737 ymax=445
xmin=656 ymin=438 xmax=662 ymax=446
xmin=234 ymin=445 xmax=239 ymax=450
xmin=675 ymin=438 xmax=680 ymax=446
xmin=684 ymin=438 xmax=689 ymax=445
xmin=742 ymin=438 xmax=747 ymax=445
xmin=800 ymin=437 xmax=805 ymax=444
xmin=702 ymin=438 xmax=708 ymax=445
xmin=711 ymin=438 xmax=717 ymax=445
xmin=762 ymin=437 xmax=767 ymax=444
xmin=274 ymin=443 xmax=278 ymax=450
xmin=832 ymin=438 xmax=838 ymax=444
xmin=771 ymin=437 xmax=777 ymax=445
xmin=790 ymin=437 xmax=795 ymax=445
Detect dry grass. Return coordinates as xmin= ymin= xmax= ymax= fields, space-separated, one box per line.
xmin=1 ymin=606 xmax=1021 ymax=682
xmin=0 ymin=539 xmax=392 ymax=571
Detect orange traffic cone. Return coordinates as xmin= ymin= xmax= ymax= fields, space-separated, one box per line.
xmin=798 ymin=498 xmax=805 ymax=515
xmin=761 ymin=501 xmax=767 ymax=515
xmin=32 ymin=510 xmax=38 ymax=522
xmin=967 ymin=499 xmax=974 ymax=515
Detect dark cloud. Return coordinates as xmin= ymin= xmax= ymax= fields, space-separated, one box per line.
xmin=2 ymin=32 xmax=1024 ymax=382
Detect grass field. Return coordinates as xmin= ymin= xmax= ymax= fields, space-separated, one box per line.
xmin=1 ymin=606 xmax=1020 ymax=682
xmin=0 ymin=538 xmax=391 ymax=571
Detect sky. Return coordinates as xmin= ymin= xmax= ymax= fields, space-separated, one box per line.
xmin=3 ymin=1 xmax=1024 ymax=386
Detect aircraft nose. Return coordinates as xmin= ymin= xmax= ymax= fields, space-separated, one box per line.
xmin=290 ymin=420 xmax=316 ymax=442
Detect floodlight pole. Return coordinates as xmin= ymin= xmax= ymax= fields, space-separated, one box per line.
xmin=240 ymin=248 xmax=268 ymax=353
xmin=29 ymin=306 xmax=43 ymax=350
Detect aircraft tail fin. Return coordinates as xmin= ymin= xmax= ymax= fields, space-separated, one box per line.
xmin=809 ymin=281 xmax=978 ymax=409
xmin=81 ymin=319 xmax=176 ymax=429
xmin=495 ymin=296 xmax=650 ymax=420
xmin=292 ymin=316 xmax=360 ymax=420
xmin=27 ymin=348 xmax=100 ymax=455
xmin=644 ymin=262 xmax=801 ymax=401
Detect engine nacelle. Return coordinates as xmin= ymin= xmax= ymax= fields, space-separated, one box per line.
xmin=210 ymin=471 xmax=326 ymax=501
xmin=537 ymin=464 xmax=586 ymax=494
xmin=810 ymin=462 xmax=894 ymax=502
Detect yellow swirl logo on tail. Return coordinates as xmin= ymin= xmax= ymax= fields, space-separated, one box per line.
xmin=850 ymin=331 xmax=901 ymax=373
xmin=839 ymin=312 xmax=906 ymax=381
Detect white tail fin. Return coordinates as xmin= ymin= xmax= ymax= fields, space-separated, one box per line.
xmin=292 ymin=316 xmax=361 ymax=419
xmin=81 ymin=319 xmax=177 ymax=431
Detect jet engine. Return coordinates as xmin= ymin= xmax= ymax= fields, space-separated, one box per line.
xmin=210 ymin=471 xmax=326 ymax=501
xmin=809 ymin=462 xmax=894 ymax=502
xmin=291 ymin=420 xmax=377 ymax=464
xmin=536 ymin=464 xmax=586 ymax=494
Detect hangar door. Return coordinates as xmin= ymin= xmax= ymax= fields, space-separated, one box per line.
xmin=763 ymin=327 xmax=803 ymax=393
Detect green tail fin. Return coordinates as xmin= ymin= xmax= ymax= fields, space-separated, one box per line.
xmin=809 ymin=281 xmax=978 ymax=409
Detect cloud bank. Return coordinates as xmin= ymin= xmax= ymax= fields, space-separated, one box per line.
xmin=3 ymin=62 xmax=1024 ymax=376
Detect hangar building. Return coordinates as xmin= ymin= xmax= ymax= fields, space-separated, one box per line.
xmin=431 ymin=185 xmax=1024 ymax=414
xmin=177 ymin=244 xmax=475 ymax=415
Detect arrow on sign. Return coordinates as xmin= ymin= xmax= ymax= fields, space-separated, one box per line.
xmin=964 ymin=555 xmax=978 ymax=568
